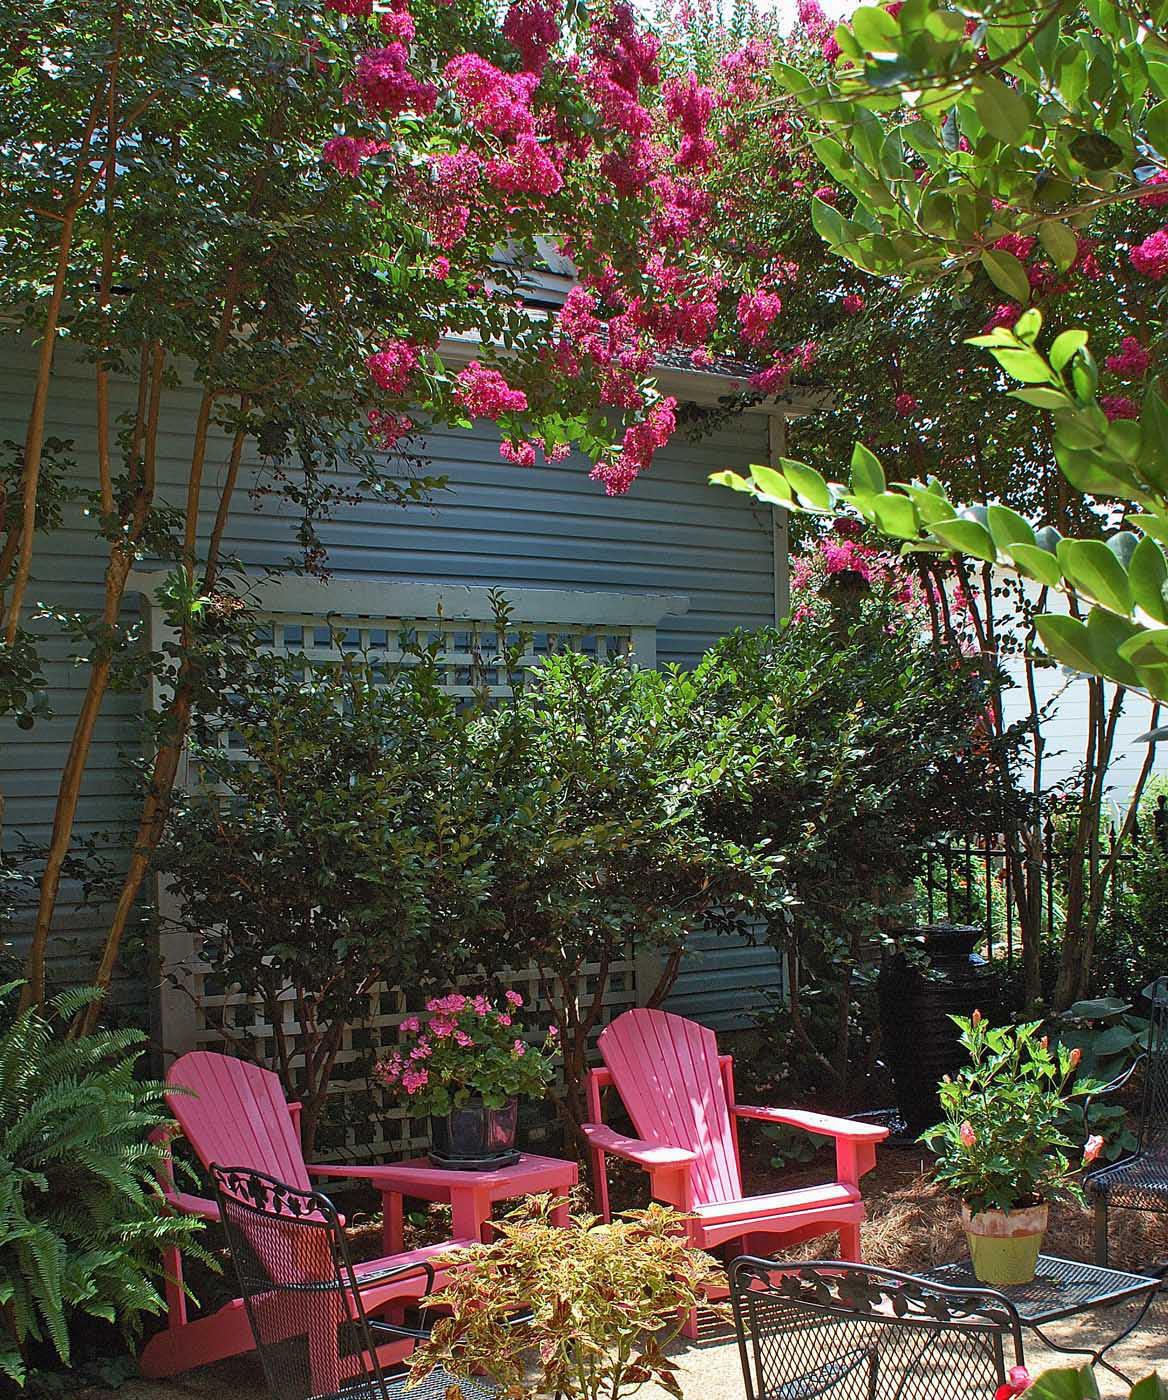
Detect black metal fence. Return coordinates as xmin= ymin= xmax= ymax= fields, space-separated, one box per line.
xmin=921 ymin=795 xmax=1168 ymax=966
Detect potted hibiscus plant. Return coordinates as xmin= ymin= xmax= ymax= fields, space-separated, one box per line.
xmin=375 ymin=991 xmax=557 ymax=1169
xmin=922 ymin=1012 xmax=1103 ymax=1286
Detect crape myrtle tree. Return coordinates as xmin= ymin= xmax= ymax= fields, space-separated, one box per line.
xmin=0 ymin=0 xmax=808 ymax=1013
xmin=718 ymin=0 xmax=1168 ymax=1009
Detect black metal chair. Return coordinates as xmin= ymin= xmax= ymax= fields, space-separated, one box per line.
xmin=731 ymin=1258 xmax=1026 ymax=1400
xmin=211 ymin=1164 xmax=497 ymax=1400
xmin=1085 ymin=977 xmax=1168 ymax=1266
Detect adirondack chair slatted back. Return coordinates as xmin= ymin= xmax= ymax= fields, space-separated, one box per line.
xmin=168 ymin=1052 xmax=310 ymax=1190
xmin=598 ymin=1008 xmax=742 ymax=1206
xmin=1140 ymin=978 xmax=1168 ymax=1150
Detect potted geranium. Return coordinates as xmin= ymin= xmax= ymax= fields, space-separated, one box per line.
xmin=375 ymin=991 xmax=557 ymax=1169
xmin=921 ymin=1012 xmax=1104 ymax=1286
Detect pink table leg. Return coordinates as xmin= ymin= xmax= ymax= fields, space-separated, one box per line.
xmin=382 ymin=1188 xmax=404 ymax=1255
xmin=550 ymin=1196 xmax=570 ymax=1229
xmin=450 ymin=1186 xmax=490 ymax=1244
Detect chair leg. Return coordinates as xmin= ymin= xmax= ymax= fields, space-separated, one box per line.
xmin=1093 ymin=1199 xmax=1109 ymax=1267
xmin=838 ymin=1222 xmax=862 ymax=1262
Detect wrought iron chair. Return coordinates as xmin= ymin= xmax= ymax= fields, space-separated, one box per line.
xmin=211 ymin=1165 xmax=496 ymax=1400
xmin=1085 ymin=977 xmax=1168 ymax=1266
xmin=731 ymin=1258 xmax=1026 ymax=1400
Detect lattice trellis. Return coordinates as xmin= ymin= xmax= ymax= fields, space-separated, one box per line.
xmin=134 ymin=574 xmax=688 ymax=1161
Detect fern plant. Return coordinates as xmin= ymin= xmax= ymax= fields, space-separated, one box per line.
xmin=0 ymin=983 xmax=203 ymax=1385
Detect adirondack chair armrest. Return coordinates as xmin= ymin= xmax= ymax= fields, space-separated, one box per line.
xmin=733 ymin=1106 xmax=888 ymax=1142
xmin=580 ymin=1123 xmax=697 ymax=1168
xmin=162 ymin=1188 xmax=221 ymax=1222
xmin=734 ymin=1106 xmax=887 ymax=1185
xmin=305 ymin=1162 xmax=389 ymax=1184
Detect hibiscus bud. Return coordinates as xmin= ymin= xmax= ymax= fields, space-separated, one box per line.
xmin=1039 ymin=1036 xmax=1048 ymax=1051
xmin=971 ymin=1009 xmax=982 ymax=1025
xmin=960 ymin=1121 xmax=976 ymax=1148
xmin=1069 ymin=1047 xmax=1082 ymax=1069
xmin=1083 ymin=1134 xmax=1104 ymax=1165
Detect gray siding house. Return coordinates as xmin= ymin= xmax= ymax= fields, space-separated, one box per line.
xmin=1 ymin=334 xmax=810 ymax=1063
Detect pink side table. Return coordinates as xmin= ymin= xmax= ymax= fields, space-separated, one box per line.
xmin=315 ymin=1151 xmax=578 ymax=1253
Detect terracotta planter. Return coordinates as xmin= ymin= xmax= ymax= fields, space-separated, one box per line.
xmin=960 ymin=1201 xmax=1048 ymax=1286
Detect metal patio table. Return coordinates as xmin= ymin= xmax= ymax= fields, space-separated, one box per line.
xmin=923 ymin=1254 xmax=1160 ymax=1383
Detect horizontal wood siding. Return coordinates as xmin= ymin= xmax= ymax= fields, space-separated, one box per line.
xmin=0 ymin=340 xmax=780 ymax=1022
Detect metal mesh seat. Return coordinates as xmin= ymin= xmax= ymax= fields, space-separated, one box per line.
xmin=731 ymin=1258 xmax=1025 ymax=1400
xmin=211 ymin=1165 xmax=496 ymax=1400
xmin=1085 ymin=978 xmax=1168 ymax=1264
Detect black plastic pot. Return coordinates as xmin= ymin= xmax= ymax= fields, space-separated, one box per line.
xmin=429 ymin=1097 xmax=519 ymax=1171
xmin=879 ymin=924 xmax=989 ymax=1138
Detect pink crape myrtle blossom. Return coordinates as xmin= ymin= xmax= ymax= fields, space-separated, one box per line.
xmin=354 ymin=44 xmax=437 ymax=117
xmin=503 ymin=0 xmax=563 ymax=73
xmin=1130 ymin=227 xmax=1168 ymax=279
xmin=995 ymin=1366 xmax=1033 ymax=1400
xmin=1105 ymin=336 xmax=1151 ymax=378
xmin=445 ymin=54 xmax=539 ymax=137
xmin=894 ymin=392 xmax=918 ymax=418
xmin=454 ymin=362 xmax=528 ymax=419
xmin=982 ymin=302 xmax=1022 ymax=333
xmin=737 ymin=289 xmax=783 ymax=346
xmin=366 ymin=340 xmax=420 ymax=396
xmin=1101 ymin=394 xmax=1139 ymax=421
xmin=841 ymin=293 xmax=864 ymax=315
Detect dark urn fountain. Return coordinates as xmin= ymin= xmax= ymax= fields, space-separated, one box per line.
xmin=878 ymin=924 xmax=990 ymax=1138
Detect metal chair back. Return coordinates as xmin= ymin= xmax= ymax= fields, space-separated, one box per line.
xmin=211 ymin=1164 xmax=393 ymax=1400
xmin=1138 ymin=977 xmax=1168 ymax=1151
xmin=731 ymin=1258 xmax=1025 ymax=1400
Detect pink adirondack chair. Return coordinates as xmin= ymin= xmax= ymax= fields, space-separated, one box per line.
xmin=140 ymin=1051 xmax=471 ymax=1379
xmin=581 ymin=1009 xmax=888 ymax=1334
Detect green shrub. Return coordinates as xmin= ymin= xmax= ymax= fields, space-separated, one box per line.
xmin=0 ymin=984 xmax=202 ymax=1385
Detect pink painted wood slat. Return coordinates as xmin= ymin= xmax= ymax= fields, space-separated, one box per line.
xmin=598 ymin=1008 xmax=741 ymax=1205
xmin=166 ymin=1051 xmax=310 ymax=1189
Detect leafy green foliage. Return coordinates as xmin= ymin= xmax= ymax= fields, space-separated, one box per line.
xmin=160 ymin=650 xmax=499 ymax=1152
xmin=922 ymin=1014 xmax=1098 ymax=1214
xmin=411 ymin=1196 xmax=724 ymax=1400
xmin=0 ymin=984 xmax=202 ymax=1386
xmin=1050 ymin=998 xmax=1147 ymax=1162
xmin=692 ymin=590 xmax=1012 ymax=1103
xmin=1027 ymin=1366 xmax=1167 ymax=1399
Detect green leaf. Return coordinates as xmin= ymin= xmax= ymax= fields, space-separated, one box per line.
xmin=1035 ymin=615 xmax=1099 ymax=675
xmin=849 ymin=442 xmax=886 ymax=495
xmin=1118 ymin=625 xmax=1168 ymax=667
xmin=989 ymin=346 xmax=1055 ymax=383
xmin=986 ymin=505 xmax=1036 ymax=549
xmin=745 ymin=464 xmax=795 ymax=504
xmin=1050 ymin=330 xmax=1089 ymax=371
xmin=929 ymin=517 xmax=998 ymax=561
xmin=1038 ymin=220 xmax=1079 ymax=270
xmin=980 ymin=248 xmax=1031 ymax=304
xmin=1085 ymin=608 xmax=1144 ymax=686
xmin=781 ymin=459 xmax=833 ymax=510
xmin=1129 ymin=1373 xmax=1168 ymax=1400
xmin=851 ymin=5 xmax=901 ymax=51
xmin=1010 ymin=387 xmax=1072 ymax=408
xmin=1056 ymin=539 xmax=1132 ymax=614
xmin=811 ymin=195 xmax=849 ymax=247
xmin=1024 ymin=1367 xmax=1102 ymax=1400
xmin=1142 ymin=98 xmax=1165 ymax=157
xmin=1014 ymin=307 xmax=1043 ymax=344
xmin=1008 ymin=543 xmax=1066 ymax=588
xmin=872 ymin=492 xmax=920 ymax=538
xmin=1130 ymin=514 xmax=1168 ymax=546
xmin=973 ymin=75 xmax=1031 ymax=143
